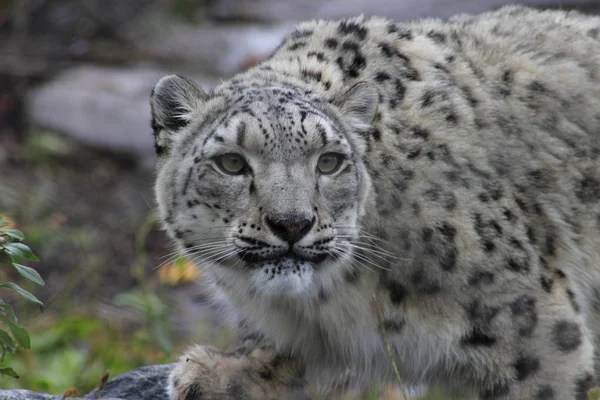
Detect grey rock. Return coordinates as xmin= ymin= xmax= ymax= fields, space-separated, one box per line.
xmin=26 ymin=65 xmax=219 ymax=165
xmin=130 ymin=22 xmax=292 ymax=76
xmin=0 ymin=364 xmax=172 ymax=400
xmin=85 ymin=364 xmax=171 ymax=400
xmin=0 ymin=390 xmax=65 ymax=400
xmin=27 ymin=65 xmax=161 ymax=161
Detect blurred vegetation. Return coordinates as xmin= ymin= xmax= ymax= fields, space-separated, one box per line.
xmin=1 ymin=313 xmax=175 ymax=393
xmin=0 ymin=207 xmax=176 ymax=394
xmin=0 ymin=215 xmax=44 ymax=379
xmin=171 ymin=0 xmax=209 ymax=21
xmin=0 ymin=205 xmax=230 ymax=395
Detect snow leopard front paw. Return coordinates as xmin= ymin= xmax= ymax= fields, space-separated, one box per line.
xmin=167 ymin=344 xmax=312 ymax=400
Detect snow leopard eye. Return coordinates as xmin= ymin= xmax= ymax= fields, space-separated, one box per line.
xmin=215 ymin=153 xmax=248 ymax=175
xmin=317 ymin=153 xmax=344 ymax=175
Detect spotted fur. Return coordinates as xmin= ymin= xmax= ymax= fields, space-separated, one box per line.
xmin=152 ymin=6 xmax=600 ymax=399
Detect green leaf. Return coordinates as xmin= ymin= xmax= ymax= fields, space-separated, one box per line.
xmin=0 ymin=302 xmax=17 ymax=322
xmin=0 ymin=314 xmax=30 ymax=349
xmin=0 ymin=282 xmax=44 ymax=307
xmin=0 ymin=217 xmax=7 ymax=228
xmin=2 ymin=243 xmax=39 ymax=262
xmin=0 ymin=229 xmax=24 ymax=241
xmin=0 ymin=328 xmax=15 ymax=362
xmin=11 ymin=264 xmax=45 ymax=286
xmin=0 ymin=329 xmax=14 ymax=348
xmin=0 ymin=366 xmax=19 ymax=378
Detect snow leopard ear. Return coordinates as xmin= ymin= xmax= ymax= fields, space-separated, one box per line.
xmin=150 ymin=74 xmax=209 ymax=156
xmin=332 ymin=82 xmax=378 ymax=131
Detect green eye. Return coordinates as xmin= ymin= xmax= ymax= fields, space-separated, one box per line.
xmin=215 ymin=154 xmax=248 ymax=175
xmin=317 ymin=153 xmax=343 ymax=174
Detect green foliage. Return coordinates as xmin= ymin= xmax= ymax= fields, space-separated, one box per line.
xmin=1 ymin=210 xmax=180 ymax=393
xmin=0 ymin=215 xmax=45 ymax=379
xmin=114 ymin=291 xmax=173 ymax=354
xmin=172 ymin=0 xmax=207 ymax=21
xmin=22 ymin=129 xmax=73 ymax=163
xmin=2 ymin=314 xmax=176 ymax=393
xmin=589 ymin=388 xmax=600 ymax=400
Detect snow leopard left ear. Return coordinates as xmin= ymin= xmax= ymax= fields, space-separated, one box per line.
xmin=331 ymin=82 xmax=378 ymax=131
xmin=150 ymin=74 xmax=209 ymax=156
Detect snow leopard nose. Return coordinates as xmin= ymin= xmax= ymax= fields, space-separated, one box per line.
xmin=265 ymin=214 xmax=315 ymax=244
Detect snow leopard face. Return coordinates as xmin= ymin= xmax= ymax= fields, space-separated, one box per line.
xmin=152 ymin=75 xmax=377 ymax=299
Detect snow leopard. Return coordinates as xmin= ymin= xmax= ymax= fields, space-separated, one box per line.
xmin=150 ymin=5 xmax=600 ymax=399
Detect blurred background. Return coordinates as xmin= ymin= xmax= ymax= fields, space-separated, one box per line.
xmin=0 ymin=0 xmax=599 ymax=398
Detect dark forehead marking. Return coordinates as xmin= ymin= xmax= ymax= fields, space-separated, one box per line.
xmin=236 ymin=121 xmax=247 ymax=147
xmin=316 ymin=123 xmax=328 ymax=146
xmin=200 ymin=114 xmax=229 ymax=149
xmin=199 ymin=107 xmax=260 ymax=154
xmin=299 ymin=111 xmax=309 ymax=137
xmin=179 ymin=110 xmax=228 ymax=159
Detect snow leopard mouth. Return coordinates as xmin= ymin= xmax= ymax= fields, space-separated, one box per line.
xmin=239 ymin=250 xmax=329 ymax=267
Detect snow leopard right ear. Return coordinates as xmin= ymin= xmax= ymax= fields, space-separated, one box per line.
xmin=331 ymin=82 xmax=378 ymax=132
xmin=150 ymin=74 xmax=209 ymax=156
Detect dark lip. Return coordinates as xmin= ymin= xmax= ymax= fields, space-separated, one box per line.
xmin=239 ymin=250 xmax=328 ymax=265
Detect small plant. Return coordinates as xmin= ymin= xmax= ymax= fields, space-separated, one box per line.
xmin=0 ymin=215 xmax=45 ymax=378
xmin=114 ymin=290 xmax=173 ymax=354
